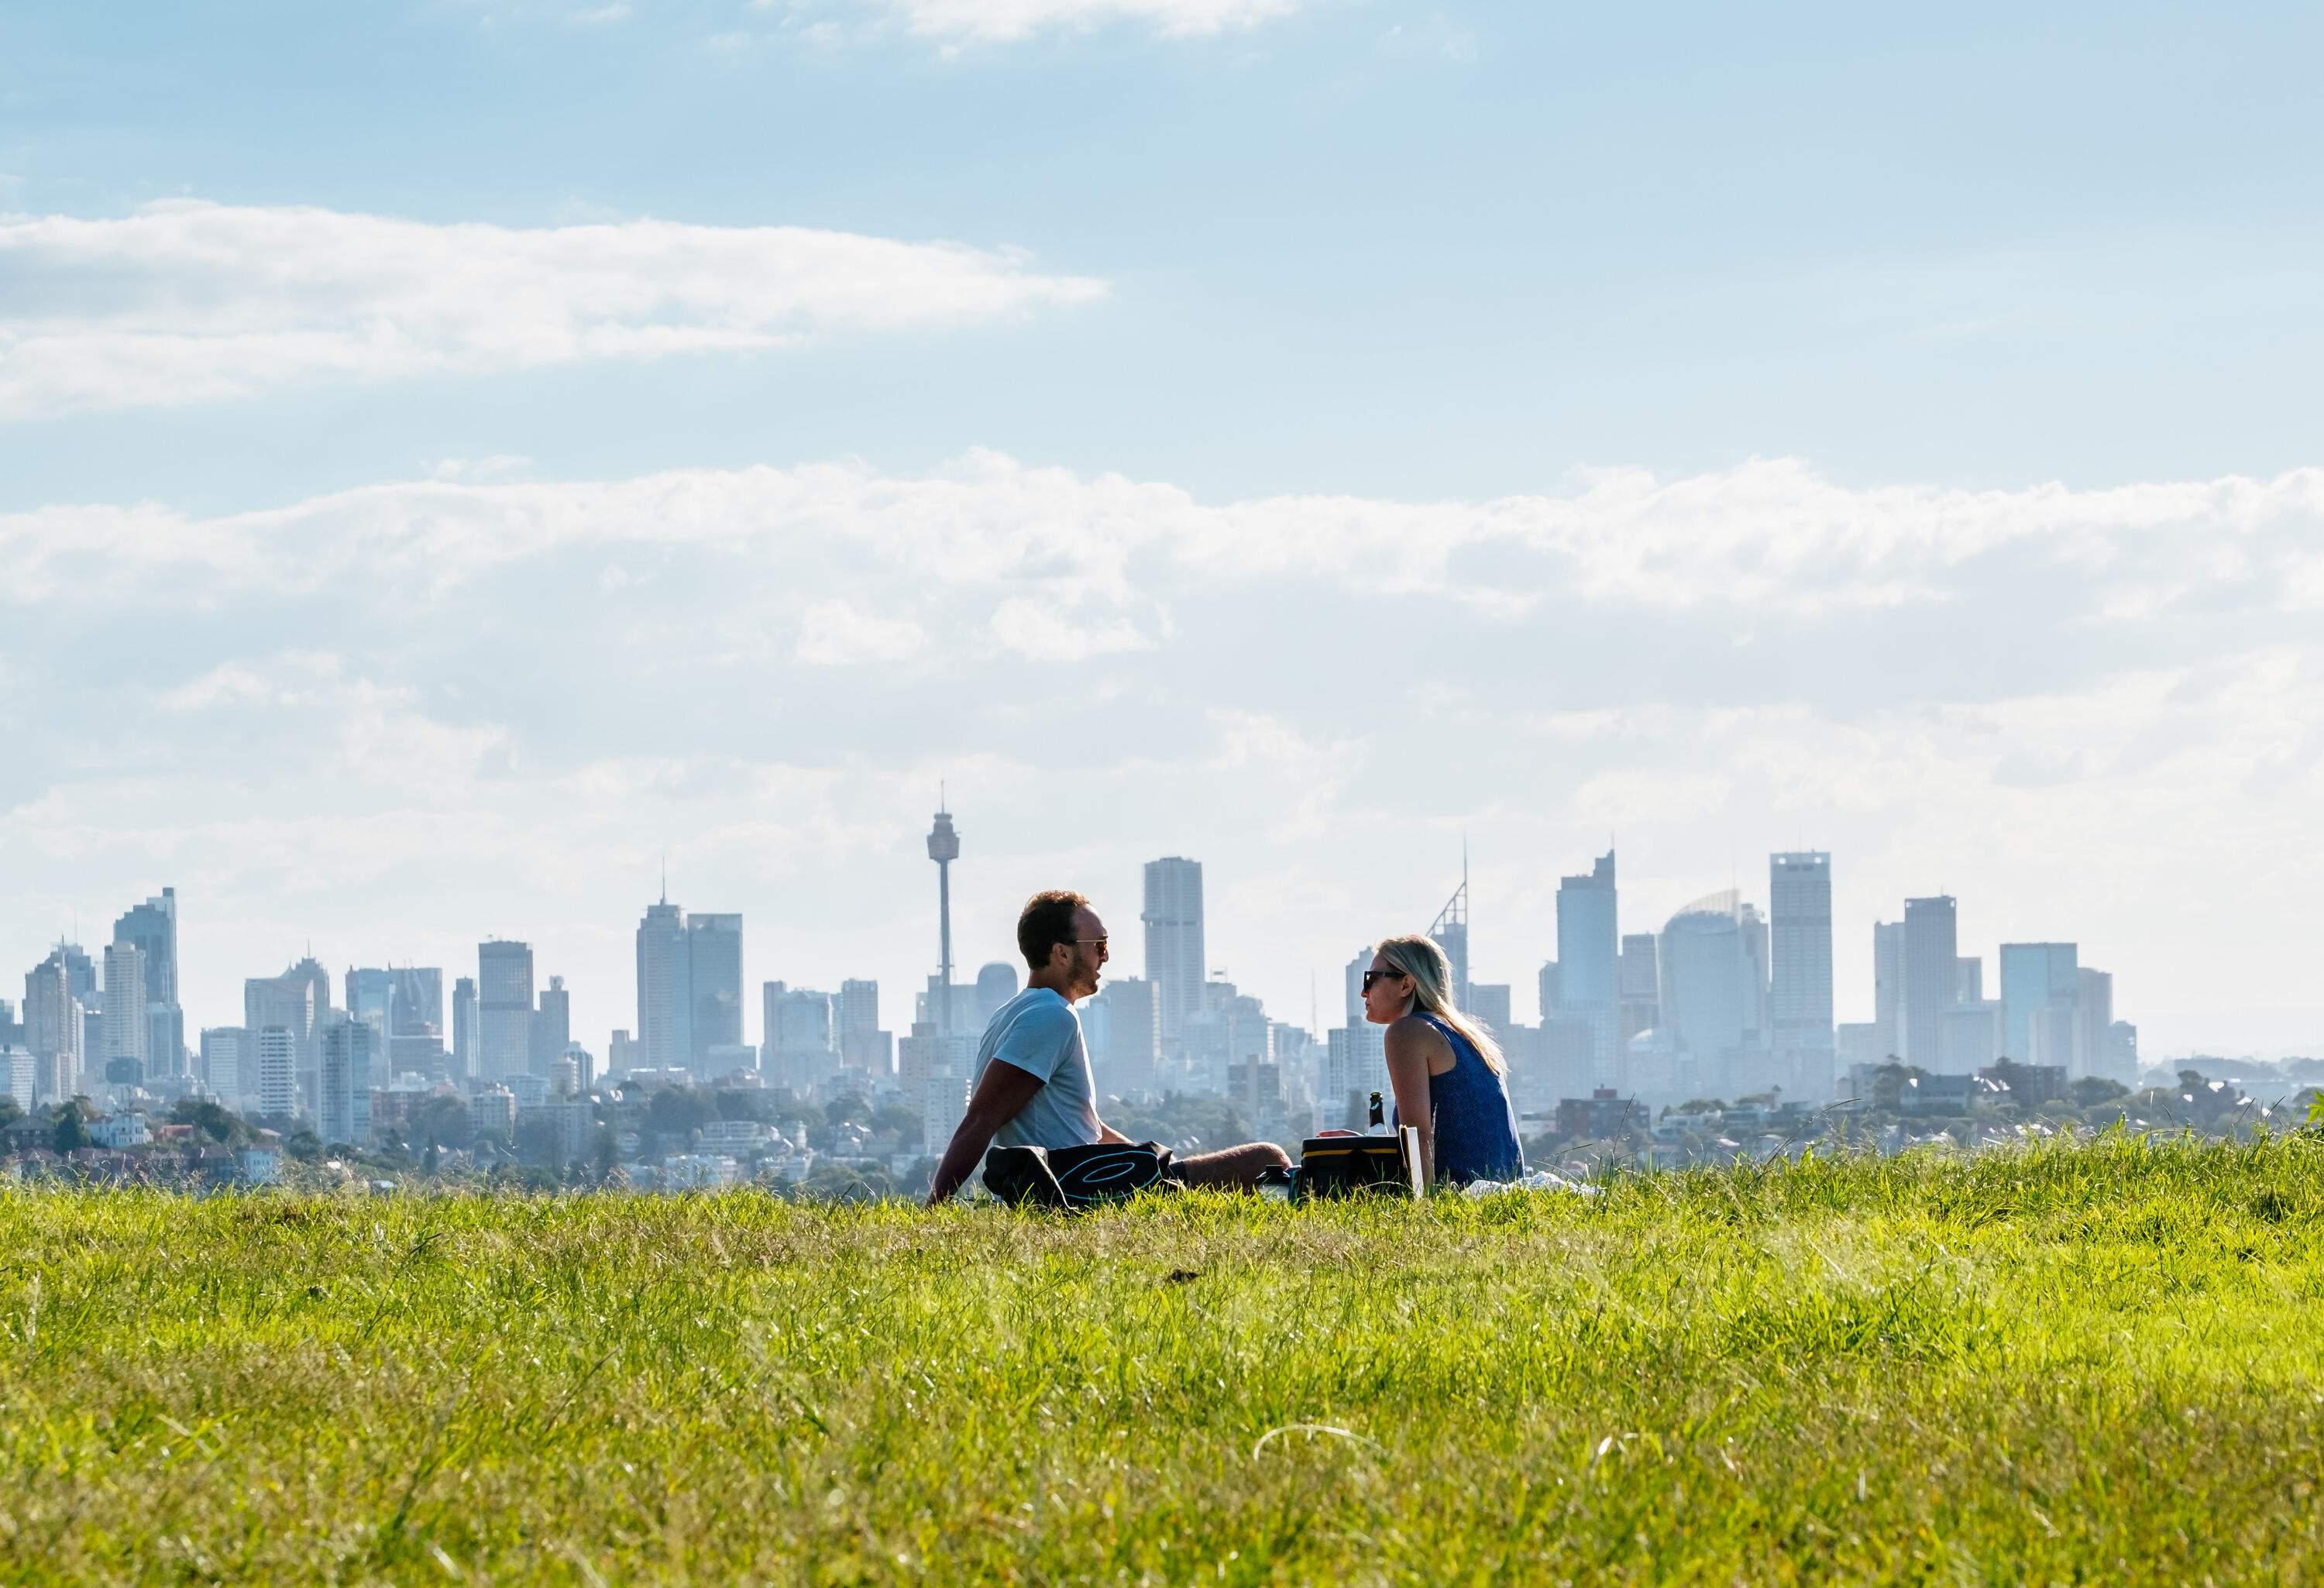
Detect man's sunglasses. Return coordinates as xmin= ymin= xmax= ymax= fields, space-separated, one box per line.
xmin=1360 ymin=968 xmax=1406 ymax=992
xmin=1075 ymin=938 xmax=1109 ymax=950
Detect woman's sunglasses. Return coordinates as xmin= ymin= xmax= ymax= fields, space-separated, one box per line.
xmin=1360 ymin=968 xmax=1407 ymax=992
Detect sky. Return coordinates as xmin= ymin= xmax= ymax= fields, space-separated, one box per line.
xmin=3 ymin=0 xmax=2321 ymax=1060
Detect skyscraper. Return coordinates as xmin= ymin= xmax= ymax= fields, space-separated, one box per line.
xmin=1737 ymin=902 xmax=1772 ymax=1042
xmin=975 ymin=962 xmax=1019 ymax=1026
xmin=1618 ymin=933 xmax=1659 ymax=1043
xmin=635 ymin=895 xmax=691 ymax=1070
xmin=112 ymin=888 xmax=182 ymax=1078
xmin=928 ymin=803 xmax=961 ymax=1034
xmin=763 ymin=981 xmax=837 ymax=1091
xmin=253 ymin=1026 xmax=298 ymax=1119
xmin=452 ymin=976 xmax=478 ymax=1079
xmin=1769 ymin=852 xmax=1834 ymax=1054
xmin=244 ymin=969 xmax=320 ymax=1077
xmin=533 ymin=974 xmax=572 ymax=1075
xmin=101 ymin=942 xmax=149 ymax=1082
xmin=687 ymin=913 xmax=744 ymax=1062
xmin=1872 ymin=921 xmax=1904 ymax=1060
xmin=390 ymin=967 xmax=445 ymax=1038
xmin=346 ymin=968 xmax=395 ymax=1040
xmin=24 ymin=948 xmax=84 ymax=1102
xmin=837 ymin=979 xmax=891 ymax=1075
xmin=1899 ymin=895 xmax=1958 ymax=1067
xmin=1143 ymin=857 xmax=1205 ymax=1055
xmin=1999 ymin=943 xmax=2078 ymax=1063
xmin=111 ymin=889 xmax=178 ymax=1004
xmin=1428 ymin=854 xmax=1470 ymax=1008
xmin=2075 ymin=968 xmax=2114 ymax=1080
xmin=1658 ymin=892 xmax=1752 ymax=1079
xmin=477 ymin=940 xmax=535 ymax=1082
xmin=200 ymin=1026 xmax=246 ymax=1106
xmin=1086 ymin=976 xmax=1157 ymax=1096
xmin=320 ymin=1016 xmax=373 ymax=1146
xmin=1555 ymin=850 xmax=1618 ymax=1065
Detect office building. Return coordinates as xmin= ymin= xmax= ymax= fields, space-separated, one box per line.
xmin=1738 ymin=902 xmax=1772 ymax=1042
xmin=762 ymin=982 xmax=837 ymax=1092
xmin=2076 ymin=968 xmax=2114 ymax=1081
xmin=837 ymin=979 xmax=891 ymax=1076
xmin=242 ymin=956 xmax=332 ymax=1115
xmin=346 ymin=968 xmax=393 ymax=1026
xmin=1537 ymin=960 xmax=1561 ymax=1022
xmin=1143 ymin=857 xmax=1205 ymax=1054
xmin=113 ymin=889 xmax=184 ymax=1078
xmin=100 ymin=942 xmax=149 ymax=1083
xmin=1872 ymin=922 xmax=1903 ymax=1061
xmin=636 ymin=895 xmax=692 ymax=1070
xmin=1769 ymin=853 xmax=1833 ymax=1054
xmin=24 ymin=948 xmax=85 ymax=1101
xmin=533 ymin=975 xmax=572 ymax=1076
xmin=477 ymin=940 xmax=535 ymax=1082
xmin=1899 ymin=896 xmax=1958 ymax=1067
xmin=320 ymin=1016 xmax=373 ymax=1146
xmin=1618 ymin=933 xmax=1659 ymax=1043
xmin=687 ymin=913 xmax=744 ymax=1063
xmin=1999 ymin=944 xmax=2078 ymax=1063
xmin=452 ymin=976 xmax=478 ymax=1079
xmin=976 ymin=962 xmax=1019 ymax=1026
xmin=1429 ymin=859 xmax=1470 ymax=1007
xmin=1556 ymin=850 xmax=1619 ymax=1066
xmin=200 ymin=1026 xmax=246 ymax=1105
xmin=253 ymin=1026 xmax=298 ymax=1119
xmin=390 ymin=967 xmax=445 ymax=1038
xmin=1086 ymin=976 xmax=1157 ymax=1096
xmin=1936 ymin=1004 xmax=2002 ymax=1072
xmin=1658 ymin=893 xmax=1754 ymax=1090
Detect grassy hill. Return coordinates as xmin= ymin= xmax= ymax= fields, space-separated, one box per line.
xmin=3 ymin=1135 xmax=2322 ymax=1583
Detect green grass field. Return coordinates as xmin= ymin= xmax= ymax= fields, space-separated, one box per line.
xmin=5 ymin=1136 xmax=2323 ymax=1584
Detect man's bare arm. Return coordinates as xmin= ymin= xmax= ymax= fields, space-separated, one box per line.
xmin=927 ymin=1060 xmax=1046 ymax=1205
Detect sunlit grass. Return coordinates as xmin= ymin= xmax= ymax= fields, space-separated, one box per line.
xmin=3 ymin=1134 xmax=2322 ymax=1583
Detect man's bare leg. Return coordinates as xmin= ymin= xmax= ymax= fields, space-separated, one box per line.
xmin=1173 ymin=1141 xmax=1292 ymax=1190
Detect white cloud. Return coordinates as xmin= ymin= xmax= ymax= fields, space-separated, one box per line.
xmin=0 ymin=200 xmax=1106 ymax=420
xmin=6 ymin=451 xmax=2323 ymax=1059
xmin=796 ymin=599 xmax=928 ymax=665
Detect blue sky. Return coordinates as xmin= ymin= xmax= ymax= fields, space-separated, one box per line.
xmin=4 ymin=0 xmax=2321 ymax=1058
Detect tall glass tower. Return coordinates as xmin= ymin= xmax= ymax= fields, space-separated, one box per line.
xmin=1142 ymin=857 xmax=1205 ymax=1054
xmin=1769 ymin=852 xmax=1834 ymax=1053
xmin=1556 ymin=850 xmax=1618 ymax=1065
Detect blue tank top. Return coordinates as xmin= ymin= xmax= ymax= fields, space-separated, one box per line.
xmin=1394 ymin=1014 xmax=1525 ymax=1186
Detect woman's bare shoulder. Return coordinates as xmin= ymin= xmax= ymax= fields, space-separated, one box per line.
xmin=1384 ymin=1013 xmax=1445 ymax=1051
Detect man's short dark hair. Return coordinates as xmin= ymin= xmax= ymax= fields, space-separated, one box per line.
xmin=1017 ymin=890 xmax=1090 ymax=971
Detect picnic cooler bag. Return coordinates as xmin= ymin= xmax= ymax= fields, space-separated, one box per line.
xmin=1293 ymin=1131 xmax=1421 ymax=1200
xmin=982 ymin=1140 xmax=1178 ymax=1209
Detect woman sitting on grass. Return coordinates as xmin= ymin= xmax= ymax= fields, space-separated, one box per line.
xmin=1360 ymin=934 xmax=1524 ymax=1187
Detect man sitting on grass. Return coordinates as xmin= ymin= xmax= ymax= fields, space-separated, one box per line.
xmin=927 ymin=889 xmax=1291 ymax=1205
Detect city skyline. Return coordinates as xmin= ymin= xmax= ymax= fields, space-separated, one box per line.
xmin=2 ymin=829 xmax=2190 ymax=1078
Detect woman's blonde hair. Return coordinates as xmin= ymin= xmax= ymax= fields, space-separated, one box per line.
xmin=1373 ymin=933 xmax=1506 ymax=1074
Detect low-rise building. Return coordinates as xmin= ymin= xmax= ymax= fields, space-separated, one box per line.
xmin=1556 ymin=1089 xmax=1649 ymax=1142
xmin=88 ymin=1113 xmax=151 ymax=1149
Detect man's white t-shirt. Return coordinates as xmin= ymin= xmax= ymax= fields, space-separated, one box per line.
xmin=978 ymin=987 xmax=1102 ymax=1152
